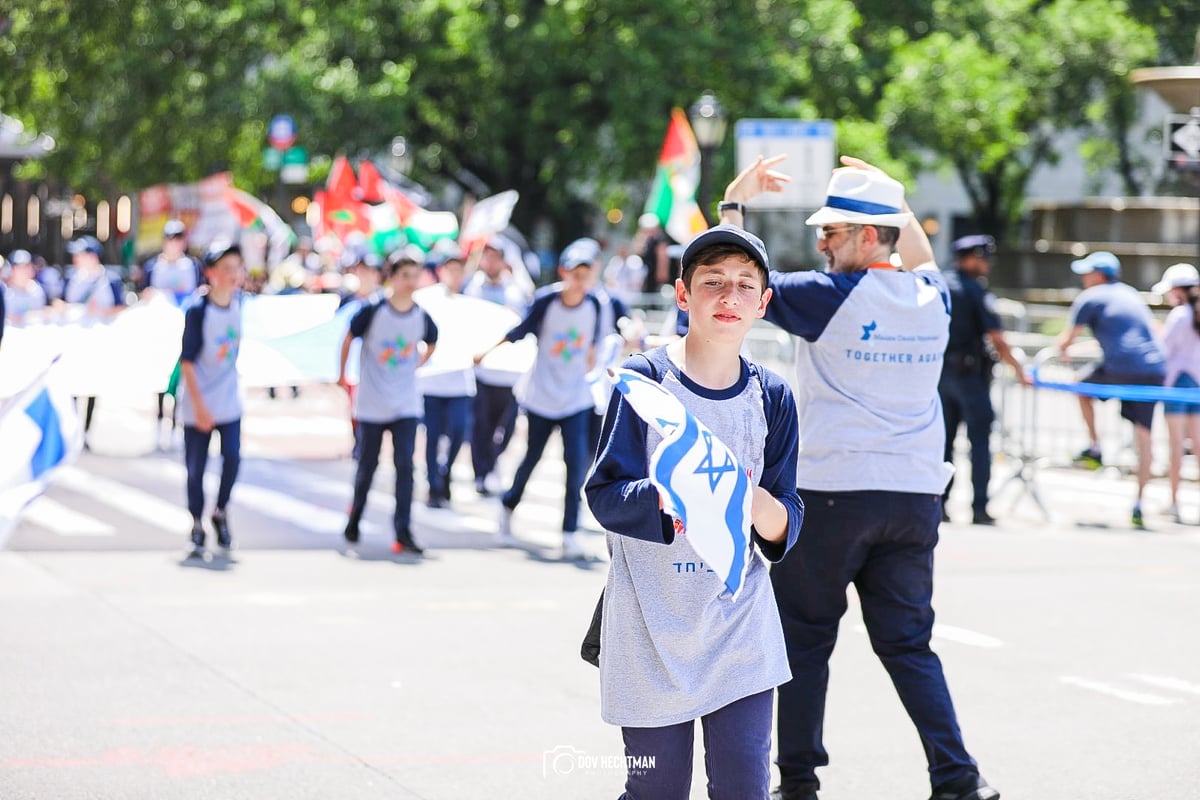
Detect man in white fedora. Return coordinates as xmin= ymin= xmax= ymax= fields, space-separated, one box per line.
xmin=719 ymin=156 xmax=999 ymax=800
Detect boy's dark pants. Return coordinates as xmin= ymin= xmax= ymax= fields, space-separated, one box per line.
xmin=619 ymin=689 xmax=773 ymax=800
xmin=183 ymin=420 xmax=241 ymax=525
xmin=350 ymin=418 xmax=418 ymax=540
xmin=471 ymin=381 xmax=517 ymax=481
xmin=501 ymin=408 xmax=590 ymax=532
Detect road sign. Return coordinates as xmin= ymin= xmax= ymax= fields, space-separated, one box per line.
xmin=280 ymin=146 xmax=308 ymax=184
xmin=268 ymin=114 xmax=296 ymax=151
xmin=1166 ymin=113 xmax=1200 ymax=170
xmin=735 ymin=119 xmax=835 ymax=209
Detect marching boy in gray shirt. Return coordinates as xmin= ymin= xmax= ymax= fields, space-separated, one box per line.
xmin=585 ymin=226 xmax=803 ymax=799
xmin=339 ymin=254 xmax=438 ymax=555
xmin=178 ymin=240 xmax=245 ymax=558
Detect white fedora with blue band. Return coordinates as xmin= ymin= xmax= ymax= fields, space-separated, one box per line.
xmin=805 ymin=168 xmax=913 ymax=229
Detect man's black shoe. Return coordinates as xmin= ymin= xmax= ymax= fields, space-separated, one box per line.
xmin=930 ymin=775 xmax=1000 ymax=800
xmin=343 ymin=521 xmax=360 ymax=545
xmin=971 ymin=511 xmax=996 ymax=526
xmin=770 ymin=786 xmax=818 ymax=800
xmin=941 ymin=507 xmax=952 ymax=523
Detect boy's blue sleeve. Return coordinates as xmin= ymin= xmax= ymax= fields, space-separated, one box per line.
xmin=180 ymin=302 xmax=205 ymax=362
xmin=751 ymin=368 xmax=803 ymax=562
xmin=424 ymin=310 xmax=439 ymax=344
xmin=504 ymin=290 xmax=554 ymax=342
xmin=584 ymin=356 xmax=676 ymax=544
xmin=347 ymin=303 xmax=373 ymax=338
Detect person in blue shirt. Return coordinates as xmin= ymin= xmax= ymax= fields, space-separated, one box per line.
xmin=585 ymin=224 xmax=802 ymax=799
xmin=475 ymin=238 xmax=601 ymax=560
xmin=722 ymin=156 xmax=999 ymax=800
xmin=1058 ymin=251 xmax=1166 ymax=529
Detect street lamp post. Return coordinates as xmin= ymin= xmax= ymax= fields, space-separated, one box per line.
xmin=390 ymin=136 xmax=413 ymax=176
xmin=689 ymin=92 xmax=728 ymax=224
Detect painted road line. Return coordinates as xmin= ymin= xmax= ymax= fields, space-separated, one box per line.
xmin=1059 ymin=676 xmax=1180 ymax=705
xmin=851 ymin=623 xmax=1004 ymax=649
xmin=1129 ymin=674 xmax=1200 ymax=695
xmin=21 ymin=496 xmax=115 ymax=537
xmin=53 ymin=466 xmax=193 ymax=535
xmin=126 ymin=458 xmax=347 ymax=535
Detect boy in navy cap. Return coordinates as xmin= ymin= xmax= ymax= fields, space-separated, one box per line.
xmin=585 ymin=224 xmax=802 ymax=798
xmin=63 ymin=235 xmax=126 ymax=448
xmin=178 ymin=240 xmax=246 ymax=558
xmin=475 ymin=237 xmax=602 ymax=559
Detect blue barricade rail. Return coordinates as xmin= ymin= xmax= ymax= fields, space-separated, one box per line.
xmin=1032 ymin=370 xmax=1200 ymax=405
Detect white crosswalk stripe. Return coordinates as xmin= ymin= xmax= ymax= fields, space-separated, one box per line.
xmin=1059 ymin=676 xmax=1180 ymax=706
xmin=52 ymin=465 xmax=193 ymax=535
xmin=20 ymin=496 xmax=115 ymax=537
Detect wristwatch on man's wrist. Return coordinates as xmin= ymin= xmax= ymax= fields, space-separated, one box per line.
xmin=717 ymin=201 xmax=746 ymax=215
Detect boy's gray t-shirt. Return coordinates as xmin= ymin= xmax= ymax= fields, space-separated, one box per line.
xmin=178 ymin=296 xmax=243 ymax=427
xmin=354 ymin=303 xmax=436 ymax=423
xmin=600 ymin=366 xmax=791 ymax=727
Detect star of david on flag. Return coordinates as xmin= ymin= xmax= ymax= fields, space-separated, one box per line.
xmin=610 ymin=368 xmax=753 ymax=600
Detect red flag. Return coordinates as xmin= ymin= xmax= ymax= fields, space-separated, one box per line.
xmin=321 ymin=156 xmax=370 ymax=239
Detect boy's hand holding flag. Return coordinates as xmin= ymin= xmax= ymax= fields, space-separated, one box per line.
xmin=609 ymin=368 xmax=752 ymax=600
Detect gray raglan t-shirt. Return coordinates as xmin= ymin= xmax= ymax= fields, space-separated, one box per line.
xmin=178 ymin=295 xmax=243 ymax=427
xmin=352 ymin=302 xmax=438 ymax=423
xmin=598 ymin=364 xmax=792 ymax=728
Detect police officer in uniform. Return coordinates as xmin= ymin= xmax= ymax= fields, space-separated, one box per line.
xmin=940 ymin=235 xmax=1029 ymax=524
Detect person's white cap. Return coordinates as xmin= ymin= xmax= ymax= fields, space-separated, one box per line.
xmin=638 ymin=212 xmax=661 ymax=230
xmin=1152 ymin=262 xmax=1199 ymax=295
xmin=805 ymin=168 xmax=913 ymax=229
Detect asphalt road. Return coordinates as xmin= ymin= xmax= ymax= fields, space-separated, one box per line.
xmin=2 ymin=385 xmax=1199 ymax=799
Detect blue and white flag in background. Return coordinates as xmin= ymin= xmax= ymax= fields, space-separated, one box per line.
xmin=610 ymin=368 xmax=753 ymax=600
xmin=0 ymin=366 xmax=84 ymax=546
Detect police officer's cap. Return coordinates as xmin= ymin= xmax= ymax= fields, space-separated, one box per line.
xmin=952 ymin=234 xmax=996 ymax=256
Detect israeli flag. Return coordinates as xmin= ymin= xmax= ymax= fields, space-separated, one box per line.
xmin=610 ymin=368 xmax=753 ymax=600
xmin=0 ymin=368 xmax=84 ymax=545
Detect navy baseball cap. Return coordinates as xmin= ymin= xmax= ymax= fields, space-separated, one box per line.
xmin=681 ymin=224 xmax=770 ymax=273
xmin=203 ymin=238 xmax=241 ymax=267
xmin=560 ymin=237 xmax=601 ymax=269
xmin=1071 ymin=251 xmax=1120 ymax=278
xmin=67 ymin=235 xmax=103 ymax=256
xmin=952 ymin=234 xmax=996 ymax=255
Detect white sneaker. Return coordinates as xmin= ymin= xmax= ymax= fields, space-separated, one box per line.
xmin=497 ymin=507 xmax=518 ymax=547
xmin=561 ymin=531 xmax=585 ymax=560
xmin=1167 ymin=503 xmax=1182 ymax=524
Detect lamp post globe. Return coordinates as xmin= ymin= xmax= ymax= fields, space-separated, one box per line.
xmin=688 ymin=92 xmax=728 ymax=223
xmin=390 ymin=136 xmax=413 ymax=175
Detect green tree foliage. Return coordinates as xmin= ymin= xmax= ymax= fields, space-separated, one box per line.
xmin=879 ymin=0 xmax=1158 ymax=239
xmin=0 ymin=0 xmax=1181 ymax=249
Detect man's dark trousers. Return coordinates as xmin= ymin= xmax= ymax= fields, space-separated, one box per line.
xmin=771 ymin=489 xmax=980 ymax=794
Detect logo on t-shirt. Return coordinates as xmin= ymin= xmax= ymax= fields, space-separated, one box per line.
xmin=379 ymin=335 xmax=415 ymax=367
xmin=551 ymin=327 xmax=586 ymax=362
xmin=861 ymin=320 xmax=877 ymax=341
xmin=215 ymin=326 xmax=239 ymax=363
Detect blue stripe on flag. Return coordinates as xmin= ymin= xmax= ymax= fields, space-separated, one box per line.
xmin=24 ymin=389 xmax=66 ymax=480
xmin=722 ymin=467 xmax=750 ymax=597
xmin=654 ymin=413 xmax=700 ymax=533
